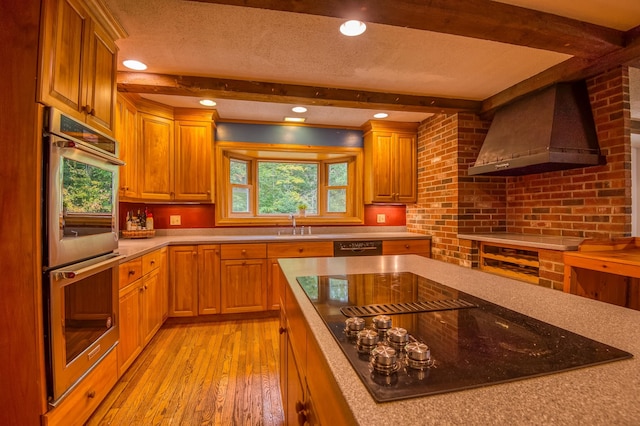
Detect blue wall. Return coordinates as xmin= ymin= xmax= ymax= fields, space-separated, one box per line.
xmin=216 ymin=122 xmax=363 ymax=147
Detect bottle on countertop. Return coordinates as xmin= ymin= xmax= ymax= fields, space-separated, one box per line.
xmin=146 ymin=208 xmax=154 ymax=230
xmin=126 ymin=211 xmax=132 ymax=231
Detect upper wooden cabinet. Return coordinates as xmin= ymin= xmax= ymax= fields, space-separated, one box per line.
xmin=174 ymin=110 xmax=215 ymax=202
xmin=118 ymin=102 xmax=216 ymax=203
xmin=115 ymin=94 xmax=138 ymax=199
xmin=363 ymin=121 xmax=418 ymax=204
xmin=39 ymin=0 xmax=126 ymax=136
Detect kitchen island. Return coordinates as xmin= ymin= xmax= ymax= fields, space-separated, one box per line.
xmin=278 ymin=255 xmax=640 ymax=425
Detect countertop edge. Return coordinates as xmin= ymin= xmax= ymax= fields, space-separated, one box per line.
xmin=457 ymin=233 xmax=583 ymax=251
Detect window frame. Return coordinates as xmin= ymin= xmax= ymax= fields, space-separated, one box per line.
xmin=216 ymin=141 xmax=364 ymax=226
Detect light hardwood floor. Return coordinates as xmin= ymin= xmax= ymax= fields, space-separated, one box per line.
xmin=87 ymin=318 xmax=284 ymax=425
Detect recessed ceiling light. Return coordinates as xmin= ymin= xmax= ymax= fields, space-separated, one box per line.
xmin=122 ymin=59 xmax=147 ymax=70
xmin=292 ymin=106 xmax=307 ymax=113
xmin=284 ymin=117 xmax=306 ymax=123
xmin=373 ymin=112 xmax=389 ymax=119
xmin=340 ymin=20 xmax=366 ymax=37
xmin=199 ymin=99 xmax=217 ymax=107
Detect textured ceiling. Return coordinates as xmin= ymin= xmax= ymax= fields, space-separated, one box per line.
xmin=104 ymin=0 xmax=640 ymax=127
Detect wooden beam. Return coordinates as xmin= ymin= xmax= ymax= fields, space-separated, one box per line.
xmin=482 ymin=28 xmax=640 ymax=115
xmin=187 ymin=0 xmax=624 ymax=59
xmin=117 ymin=72 xmax=482 ymax=114
xmin=632 ymin=119 xmax=640 ymax=135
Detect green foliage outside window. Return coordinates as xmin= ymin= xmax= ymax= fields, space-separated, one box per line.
xmin=62 ymin=159 xmax=112 ymax=213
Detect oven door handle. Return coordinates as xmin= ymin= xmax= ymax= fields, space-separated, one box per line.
xmin=52 ymin=254 xmax=125 ymax=281
xmin=52 ymin=137 xmax=125 ymax=166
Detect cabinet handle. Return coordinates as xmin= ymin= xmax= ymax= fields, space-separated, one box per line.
xmin=150 ymin=260 xmax=155 ymax=265
xmin=241 ymin=249 xmax=246 ymax=254
xmin=279 ymin=327 xmax=286 ymax=334
xmin=405 ymin=244 xmax=410 ymax=249
xmin=298 ymin=248 xmax=303 ymax=253
xmin=128 ymin=270 xmax=135 ymax=276
xmin=192 ymin=252 xmax=197 ymax=256
xmin=84 ymin=104 xmax=95 ymax=115
xmin=295 ymin=401 xmax=308 ymax=426
xmin=87 ymin=390 xmax=96 ymax=399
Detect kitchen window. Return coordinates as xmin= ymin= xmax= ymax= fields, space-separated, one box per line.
xmin=216 ymin=142 xmax=364 ymax=225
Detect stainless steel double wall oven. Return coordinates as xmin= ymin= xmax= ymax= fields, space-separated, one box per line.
xmin=42 ymin=107 xmax=123 ymax=405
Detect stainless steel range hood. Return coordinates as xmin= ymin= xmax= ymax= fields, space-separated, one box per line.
xmin=468 ymin=81 xmax=604 ymax=176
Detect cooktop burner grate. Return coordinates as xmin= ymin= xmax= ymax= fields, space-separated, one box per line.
xmin=340 ymin=299 xmax=477 ymax=317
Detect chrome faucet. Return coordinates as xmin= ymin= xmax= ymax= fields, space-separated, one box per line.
xmin=288 ymin=214 xmax=297 ymax=234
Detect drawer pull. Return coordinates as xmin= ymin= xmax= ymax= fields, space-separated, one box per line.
xmin=128 ymin=270 xmax=135 ymax=276
xmin=87 ymin=390 xmax=96 ymax=399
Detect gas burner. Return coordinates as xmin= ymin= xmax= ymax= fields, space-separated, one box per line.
xmin=372 ymin=315 xmax=392 ymax=338
xmin=386 ymin=327 xmax=409 ymax=352
xmin=357 ymin=329 xmax=379 ymax=354
xmin=370 ymin=345 xmax=400 ymax=375
xmin=344 ymin=317 xmax=366 ymax=338
xmin=405 ymin=341 xmax=433 ymax=370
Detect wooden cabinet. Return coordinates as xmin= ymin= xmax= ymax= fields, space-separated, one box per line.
xmin=174 ymin=110 xmax=215 ymax=202
xmin=115 ymin=94 xmax=138 ymax=199
xmin=382 ymin=239 xmax=431 ymax=257
xmin=138 ymin=111 xmax=175 ymax=201
xmin=39 ymin=0 xmax=124 ymax=136
xmin=117 ymin=248 xmax=167 ymax=376
xmin=564 ymin=238 xmax=640 ymax=310
xmin=169 ymin=245 xmax=221 ymax=317
xmin=279 ymin=270 xmax=355 ymax=426
xmin=363 ymin=121 xmax=418 ymax=204
xmin=169 ymin=245 xmax=199 ymax=317
xmin=267 ymin=241 xmax=334 ymax=310
xmin=42 ymin=349 xmax=118 ymax=426
xmin=129 ymin=107 xmax=215 ymax=202
xmin=198 ymin=245 xmax=222 ymax=315
xmin=220 ymin=244 xmax=268 ymax=314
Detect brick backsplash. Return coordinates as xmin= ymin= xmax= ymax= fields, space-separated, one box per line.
xmin=407 ymin=66 xmax=632 ymax=290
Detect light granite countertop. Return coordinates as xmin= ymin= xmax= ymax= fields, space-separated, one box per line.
xmin=116 ymin=228 xmax=430 ymax=260
xmin=277 ymin=255 xmax=639 ymax=425
xmin=458 ymin=232 xmax=584 ymax=250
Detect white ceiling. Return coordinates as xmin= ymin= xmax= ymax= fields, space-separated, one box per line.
xmin=104 ymin=0 xmax=640 ymax=127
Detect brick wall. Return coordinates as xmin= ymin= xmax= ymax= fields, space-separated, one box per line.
xmin=506 ymin=67 xmax=632 ymax=238
xmin=408 ymin=66 xmax=632 ymax=289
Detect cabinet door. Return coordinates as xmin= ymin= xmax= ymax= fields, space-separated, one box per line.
xmin=268 ymin=259 xmax=281 ymax=311
xmin=138 ymin=113 xmax=174 ymax=201
xmin=83 ymin=19 xmax=118 ymax=135
xmin=393 ymin=132 xmax=417 ymax=203
xmin=118 ymin=280 xmax=142 ymax=376
xmin=198 ymin=245 xmax=221 ymax=315
xmin=169 ymin=246 xmax=198 ymax=317
xmin=116 ymin=94 xmax=138 ymax=199
xmin=39 ymin=0 xmax=88 ymax=118
xmin=141 ymin=267 xmax=163 ymax=345
xmin=159 ymin=247 xmax=169 ymax=321
xmin=220 ymin=259 xmax=267 ymax=313
xmin=286 ymin=336 xmax=306 ymax=426
xmin=370 ymin=132 xmax=395 ymax=202
xmin=174 ymin=120 xmax=213 ymax=202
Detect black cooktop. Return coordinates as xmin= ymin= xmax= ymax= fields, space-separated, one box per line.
xmin=296 ymin=272 xmax=632 ymax=402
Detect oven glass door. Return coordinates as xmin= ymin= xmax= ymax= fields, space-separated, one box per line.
xmin=48 ymin=254 xmax=121 ymax=403
xmin=46 ymin=135 xmax=120 ymax=268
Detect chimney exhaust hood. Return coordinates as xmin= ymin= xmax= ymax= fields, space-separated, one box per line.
xmin=468 ymin=81 xmax=604 ymax=176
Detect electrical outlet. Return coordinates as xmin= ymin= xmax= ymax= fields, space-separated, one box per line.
xmin=376 ymin=214 xmax=386 ymax=223
xmin=170 ymin=215 xmax=181 ymax=225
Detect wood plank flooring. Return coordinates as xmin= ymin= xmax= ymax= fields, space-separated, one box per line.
xmin=87 ymin=318 xmax=284 ymax=425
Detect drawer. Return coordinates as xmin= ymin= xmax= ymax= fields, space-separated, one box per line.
xmin=382 ymin=239 xmax=431 ymax=256
xmin=268 ymin=241 xmax=334 ymax=258
xmin=142 ymin=247 xmax=165 ymax=275
xmin=119 ymin=257 xmax=143 ymax=289
xmin=221 ymin=243 xmax=267 ymax=259
xmin=42 ymin=349 xmax=118 ymax=426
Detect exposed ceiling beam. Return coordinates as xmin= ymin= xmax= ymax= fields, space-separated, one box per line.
xmin=186 ymin=0 xmax=624 ymax=59
xmin=117 ymin=72 xmax=483 ymax=114
xmin=632 ymin=119 xmax=640 ymax=134
xmin=482 ymin=25 xmax=640 ymax=115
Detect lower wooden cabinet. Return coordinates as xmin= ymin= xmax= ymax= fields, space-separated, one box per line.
xmin=220 ymin=244 xmax=267 ymax=314
xmin=42 ymin=349 xmax=118 ymax=426
xmin=279 ymin=270 xmax=356 ymax=426
xmin=382 ymin=239 xmax=431 ymax=257
xmin=169 ymin=245 xmax=221 ymax=316
xmin=118 ymin=247 xmax=167 ymax=376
